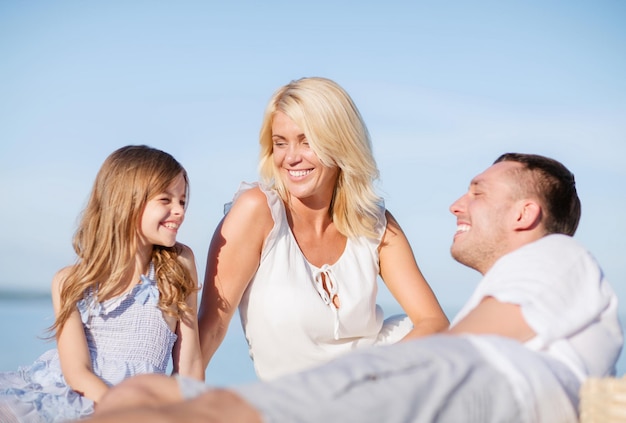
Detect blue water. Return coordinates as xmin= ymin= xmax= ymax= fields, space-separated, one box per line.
xmin=0 ymin=296 xmax=257 ymax=386
xmin=1 ymin=296 xmax=625 ymax=386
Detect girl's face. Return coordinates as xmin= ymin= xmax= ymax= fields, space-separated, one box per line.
xmin=138 ymin=172 xmax=187 ymax=250
xmin=271 ymin=111 xmax=339 ymax=204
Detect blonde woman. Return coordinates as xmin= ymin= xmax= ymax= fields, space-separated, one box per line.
xmin=0 ymin=145 xmax=203 ymax=422
xmin=199 ymin=77 xmax=448 ymax=381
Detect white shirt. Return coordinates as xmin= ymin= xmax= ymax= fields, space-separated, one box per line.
xmin=452 ymin=234 xmax=623 ymax=381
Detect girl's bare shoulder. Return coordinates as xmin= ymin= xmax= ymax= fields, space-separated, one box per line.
xmin=51 ymin=265 xmax=75 ymax=292
xmin=174 ymin=242 xmax=197 ymax=269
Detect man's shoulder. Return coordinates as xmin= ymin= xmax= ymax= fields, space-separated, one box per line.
xmin=489 ymin=234 xmax=596 ymax=281
xmin=515 ymin=234 xmax=587 ymax=260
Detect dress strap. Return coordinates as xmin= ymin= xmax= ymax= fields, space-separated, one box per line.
xmin=145 ymin=261 xmax=156 ymax=283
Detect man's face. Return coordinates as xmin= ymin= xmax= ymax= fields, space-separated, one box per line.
xmin=449 ymin=161 xmax=522 ymax=274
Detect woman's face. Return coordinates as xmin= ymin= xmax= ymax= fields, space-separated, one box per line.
xmin=271 ymin=111 xmax=339 ymax=205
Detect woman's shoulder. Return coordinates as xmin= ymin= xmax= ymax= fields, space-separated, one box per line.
xmin=228 ymin=183 xmax=275 ymax=221
xmin=221 ymin=183 xmax=277 ymax=248
xmin=235 ymin=184 xmax=271 ymax=206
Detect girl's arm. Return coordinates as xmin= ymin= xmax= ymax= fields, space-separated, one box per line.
xmin=378 ymin=211 xmax=449 ymax=339
xmin=198 ymin=187 xmax=273 ymax=369
xmin=52 ymin=267 xmax=109 ymax=403
xmin=171 ymin=243 xmax=204 ymax=380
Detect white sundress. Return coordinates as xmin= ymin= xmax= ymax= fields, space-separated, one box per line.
xmin=234 ymin=182 xmax=413 ymax=381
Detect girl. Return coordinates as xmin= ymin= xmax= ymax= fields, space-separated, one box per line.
xmin=0 ymin=145 xmax=203 ymax=422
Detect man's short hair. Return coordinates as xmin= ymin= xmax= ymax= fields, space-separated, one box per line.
xmin=494 ymin=153 xmax=581 ymax=236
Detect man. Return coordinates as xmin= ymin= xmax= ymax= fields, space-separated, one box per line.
xmin=85 ymin=153 xmax=623 ymax=423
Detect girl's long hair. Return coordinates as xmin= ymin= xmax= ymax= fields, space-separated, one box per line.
xmin=51 ymin=145 xmax=198 ymax=337
xmin=258 ymin=77 xmax=382 ymax=239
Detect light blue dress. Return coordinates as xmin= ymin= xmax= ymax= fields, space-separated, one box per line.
xmin=0 ymin=264 xmax=178 ymax=423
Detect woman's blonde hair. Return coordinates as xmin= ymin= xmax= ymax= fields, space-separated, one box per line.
xmin=259 ymin=77 xmax=382 ymax=238
xmin=52 ymin=145 xmax=198 ymax=336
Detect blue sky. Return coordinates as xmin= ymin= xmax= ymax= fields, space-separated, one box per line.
xmin=1 ymin=1 xmax=625 ymax=318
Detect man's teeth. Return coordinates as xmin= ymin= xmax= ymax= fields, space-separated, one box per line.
xmin=289 ymin=169 xmax=312 ymax=177
xmin=164 ymin=223 xmax=179 ymax=229
xmin=457 ymin=224 xmax=470 ymax=233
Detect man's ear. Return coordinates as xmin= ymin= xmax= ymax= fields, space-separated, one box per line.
xmin=513 ymin=200 xmax=542 ymax=230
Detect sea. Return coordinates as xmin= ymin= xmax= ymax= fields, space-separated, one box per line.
xmin=1 ymin=294 xmax=625 ymax=385
xmin=0 ymin=294 xmax=257 ymax=386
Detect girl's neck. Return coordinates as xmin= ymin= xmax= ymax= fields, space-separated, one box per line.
xmin=116 ymin=253 xmax=152 ymax=293
xmin=134 ymin=250 xmax=153 ymax=278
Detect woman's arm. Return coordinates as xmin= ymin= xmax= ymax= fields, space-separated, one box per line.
xmin=198 ymin=187 xmax=274 ymax=368
xmin=378 ymin=211 xmax=449 ymax=340
xmin=170 ymin=244 xmax=204 ymax=380
xmin=53 ymin=267 xmax=110 ymax=403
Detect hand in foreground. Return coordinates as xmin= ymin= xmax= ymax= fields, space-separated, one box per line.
xmin=84 ymin=374 xmax=262 ymax=423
